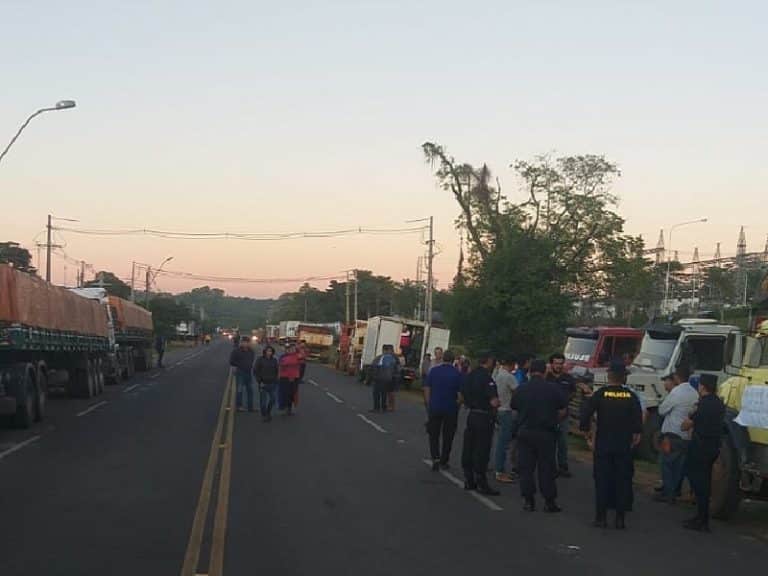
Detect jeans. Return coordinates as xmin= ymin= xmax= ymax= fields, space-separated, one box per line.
xmin=660 ymin=434 xmax=688 ymax=499
xmin=427 ymin=410 xmax=458 ymax=463
xmin=259 ymin=381 xmax=277 ymax=416
xmin=235 ymin=370 xmax=254 ymax=411
xmin=556 ymin=418 xmax=569 ymax=471
xmin=494 ymin=411 xmax=516 ymax=473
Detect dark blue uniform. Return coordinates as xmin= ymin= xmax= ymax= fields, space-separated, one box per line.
xmin=687 ymin=393 xmax=725 ymax=529
xmin=580 ymin=384 xmax=642 ymax=522
xmin=461 ymin=366 xmax=498 ymax=490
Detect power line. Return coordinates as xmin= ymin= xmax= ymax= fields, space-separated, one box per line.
xmin=149 ymin=267 xmax=347 ymax=285
xmin=52 ymin=224 xmax=429 ymax=241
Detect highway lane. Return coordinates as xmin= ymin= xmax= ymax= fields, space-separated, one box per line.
xmin=1 ymin=345 xmax=766 ymax=575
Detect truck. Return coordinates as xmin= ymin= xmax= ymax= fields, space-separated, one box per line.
xmin=360 ymin=316 xmax=450 ymax=386
xmin=0 ymin=265 xmax=112 ymax=427
xmin=338 ymin=320 xmax=368 ymax=375
xmin=711 ymin=319 xmax=768 ymax=519
xmin=626 ymin=318 xmax=742 ymax=459
xmin=278 ymin=320 xmax=301 ymax=342
xmin=297 ymin=324 xmax=334 ymax=360
xmin=265 ymin=324 xmax=280 ymax=342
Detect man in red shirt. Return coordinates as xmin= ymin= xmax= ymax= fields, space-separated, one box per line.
xmin=278 ymin=344 xmax=302 ymax=415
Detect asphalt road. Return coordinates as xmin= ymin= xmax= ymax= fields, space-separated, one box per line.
xmin=1 ymin=342 xmax=765 ymax=575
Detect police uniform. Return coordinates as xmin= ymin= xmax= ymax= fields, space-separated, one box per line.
xmin=511 ymin=368 xmax=568 ymax=510
xmin=461 ymin=365 xmax=498 ymax=493
xmin=580 ymin=362 xmax=642 ymax=528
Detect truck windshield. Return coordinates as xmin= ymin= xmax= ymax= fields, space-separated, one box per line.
xmin=564 ymin=337 xmax=597 ymax=363
xmin=633 ymin=334 xmax=677 ymax=370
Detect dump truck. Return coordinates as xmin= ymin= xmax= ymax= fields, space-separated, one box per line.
xmin=712 ymin=319 xmax=768 ymax=519
xmin=627 ymin=318 xmax=742 ymax=459
xmin=0 ymin=265 xmax=111 ymax=427
xmin=338 ymin=320 xmax=367 ymax=375
xmin=297 ymin=324 xmax=334 ymax=361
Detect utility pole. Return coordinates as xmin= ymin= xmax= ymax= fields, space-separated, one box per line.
xmin=426 ymin=216 xmax=434 ymax=325
xmin=46 ymin=214 xmax=52 ymax=282
xmin=130 ymin=261 xmax=136 ymax=302
xmin=345 ymin=271 xmax=351 ymax=324
xmin=79 ymin=260 xmax=86 ymax=288
xmin=353 ymin=269 xmax=358 ymax=323
xmin=145 ymin=266 xmax=151 ymax=305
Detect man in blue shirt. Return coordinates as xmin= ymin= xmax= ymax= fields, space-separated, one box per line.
xmin=515 ymin=353 xmax=533 ymax=386
xmin=424 ymin=349 xmax=463 ymax=471
xmin=369 ymin=344 xmax=398 ymax=413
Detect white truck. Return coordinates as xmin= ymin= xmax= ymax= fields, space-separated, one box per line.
xmin=360 ymin=316 xmax=450 ymax=386
xmin=278 ymin=320 xmax=301 ymax=342
xmin=627 ymin=318 xmax=742 ymax=458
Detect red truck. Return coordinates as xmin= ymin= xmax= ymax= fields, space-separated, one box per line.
xmin=564 ymin=326 xmax=644 ymax=373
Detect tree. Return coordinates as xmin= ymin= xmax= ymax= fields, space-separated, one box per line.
xmin=85 ymin=271 xmax=132 ymax=299
xmin=147 ymin=297 xmax=191 ymax=337
xmin=0 ymin=242 xmax=36 ymax=274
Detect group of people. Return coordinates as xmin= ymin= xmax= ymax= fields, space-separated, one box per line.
xmin=422 ymin=347 xmax=725 ymax=532
xmin=366 ymin=344 xmax=401 ymax=413
xmin=229 ymin=337 xmax=308 ymax=421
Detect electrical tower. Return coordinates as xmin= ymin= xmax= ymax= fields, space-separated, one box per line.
xmin=655 ymin=229 xmax=665 ymax=265
xmin=737 ymin=226 xmax=748 ymax=306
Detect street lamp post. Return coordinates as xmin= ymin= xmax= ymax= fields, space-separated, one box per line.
xmin=0 ymin=100 xmax=76 ymax=166
xmin=663 ymin=218 xmax=708 ymax=314
xmin=145 ymin=256 xmax=174 ymax=304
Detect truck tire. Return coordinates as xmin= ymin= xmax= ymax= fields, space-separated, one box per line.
xmin=126 ymin=350 xmax=136 ymax=379
xmin=711 ymin=435 xmax=741 ymax=520
xmin=95 ymin=359 xmax=105 ymax=394
xmin=71 ymin=359 xmax=95 ymax=398
xmin=13 ymin=367 xmax=36 ymax=429
xmin=35 ymin=365 xmax=47 ymax=422
xmin=637 ymin=409 xmax=661 ymax=461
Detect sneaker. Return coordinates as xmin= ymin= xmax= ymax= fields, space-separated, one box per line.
xmin=544 ymin=501 xmax=562 ymax=513
xmin=477 ymin=484 xmax=501 ymax=496
xmin=495 ymin=472 xmax=516 ymax=484
xmin=558 ymin=469 xmax=573 ymax=479
xmin=464 ymin=481 xmax=477 ymax=491
xmin=523 ymin=499 xmax=536 ymax=512
xmin=615 ymin=514 xmax=626 ymax=530
xmin=683 ymin=518 xmax=710 ymax=532
xmin=439 ymin=462 xmax=450 ymax=470
xmin=653 ymin=493 xmax=675 ymax=504
xmin=236 ymin=407 xmax=246 ymax=412
xmin=431 ymin=460 xmax=440 ymax=472
xmin=592 ymin=516 xmax=608 ymax=529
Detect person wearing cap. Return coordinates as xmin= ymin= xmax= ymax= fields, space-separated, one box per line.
xmin=511 ymin=359 xmax=568 ymax=512
xmin=229 ymin=336 xmax=256 ymax=412
xmin=655 ymin=365 xmax=699 ymax=504
xmin=680 ymin=373 xmax=725 ymax=531
xmin=580 ymin=359 xmax=642 ymax=529
xmin=460 ymin=352 xmax=501 ymax=496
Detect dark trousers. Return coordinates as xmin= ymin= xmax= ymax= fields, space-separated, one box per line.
xmin=688 ymin=447 xmax=718 ymax=524
xmin=517 ymin=428 xmax=558 ymax=502
xmin=259 ymin=381 xmax=277 ymax=416
xmin=235 ymin=370 xmax=254 ymax=411
xmin=462 ymin=412 xmax=494 ymax=484
xmin=428 ymin=411 xmax=458 ymax=463
xmin=372 ymin=381 xmax=388 ymax=411
xmin=156 ymin=350 xmax=164 ymax=367
xmin=299 ymin=363 xmax=307 ymax=381
xmin=594 ymin=450 xmax=633 ymax=516
xmin=279 ymin=378 xmax=297 ymax=410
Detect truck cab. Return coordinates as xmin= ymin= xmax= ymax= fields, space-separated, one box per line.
xmin=627 ymin=318 xmax=742 ymax=459
xmin=563 ymin=326 xmax=643 ymax=385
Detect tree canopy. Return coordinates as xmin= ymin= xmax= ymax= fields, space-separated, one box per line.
xmin=0 ymin=242 xmax=36 ymax=274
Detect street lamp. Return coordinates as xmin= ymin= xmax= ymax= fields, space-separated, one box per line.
xmin=663 ymin=218 xmax=708 ymax=314
xmin=145 ymin=256 xmax=174 ymax=304
xmin=0 ymin=100 xmax=77 ymax=166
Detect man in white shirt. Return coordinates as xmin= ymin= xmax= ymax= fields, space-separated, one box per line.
xmin=655 ymin=366 xmax=699 ymax=503
xmin=494 ymin=356 xmax=520 ymax=483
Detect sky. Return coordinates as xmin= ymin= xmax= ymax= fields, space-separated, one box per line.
xmin=2 ymin=0 xmax=766 ymax=298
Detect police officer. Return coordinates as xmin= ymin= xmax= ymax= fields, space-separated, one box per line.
xmin=580 ymin=359 xmax=642 ymax=529
xmin=681 ymin=373 xmax=725 ymax=532
xmin=461 ymin=352 xmax=501 ymax=496
xmin=511 ymin=359 xmax=567 ymax=512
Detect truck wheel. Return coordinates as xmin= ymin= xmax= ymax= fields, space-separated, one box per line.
xmin=35 ymin=367 xmax=47 ymax=422
xmin=711 ymin=435 xmax=741 ymax=520
xmin=636 ymin=410 xmax=660 ymax=461
xmin=96 ymin=359 xmax=105 ymax=394
xmin=13 ymin=368 xmax=35 ymax=429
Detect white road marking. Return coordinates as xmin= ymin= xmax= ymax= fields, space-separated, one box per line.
xmin=325 ymin=391 xmax=344 ymax=404
xmin=309 ymin=379 xmax=319 ymax=387
xmin=0 ymin=435 xmax=41 ymax=461
xmin=357 ymin=413 xmax=387 ymax=433
xmin=397 ymin=439 xmax=406 ymax=444
xmin=123 ymin=383 xmax=141 ymax=393
xmin=76 ymin=401 xmax=108 ymax=417
xmin=150 ymin=372 xmax=161 ymax=379
xmin=421 ymin=459 xmax=503 ymax=512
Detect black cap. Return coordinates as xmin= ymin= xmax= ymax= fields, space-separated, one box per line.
xmin=530 ymin=359 xmax=547 ymax=375
xmin=608 ymin=358 xmax=629 ymax=376
xmin=661 ymin=372 xmax=675 ymax=381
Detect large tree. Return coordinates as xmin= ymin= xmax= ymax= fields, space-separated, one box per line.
xmin=0 ymin=242 xmax=36 ymax=274
xmin=85 ymin=271 xmax=132 ymax=299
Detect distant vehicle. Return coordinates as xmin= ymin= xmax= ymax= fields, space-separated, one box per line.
xmin=278 ymin=320 xmax=301 ymax=342
xmin=712 ymin=319 xmax=768 ymax=519
xmin=338 ymin=321 xmax=367 ymax=375
xmin=265 ymin=324 xmax=280 ymax=341
xmin=360 ymin=316 xmax=450 ymax=387
xmin=297 ymin=324 xmax=334 ymax=359
xmin=563 ymin=326 xmax=643 ymax=382
xmin=627 ymin=318 xmax=742 ymax=459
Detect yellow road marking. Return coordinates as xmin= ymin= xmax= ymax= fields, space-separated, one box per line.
xmin=209 ymin=376 xmax=236 ymax=576
xmin=180 ymin=373 xmax=233 ymax=576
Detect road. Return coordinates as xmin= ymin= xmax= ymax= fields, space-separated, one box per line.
xmin=1 ymin=341 xmax=765 ymax=575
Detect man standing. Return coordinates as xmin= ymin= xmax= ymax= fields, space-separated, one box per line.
xmin=655 ymin=366 xmax=699 ymax=503
xmin=514 ymin=354 xmax=532 ymax=386
xmin=229 ymin=336 xmax=256 ymax=413
xmin=580 ymin=360 xmax=642 ymax=529
xmin=424 ymin=349 xmax=463 ymax=471
xmin=494 ymin=355 xmax=519 ymax=483
xmin=369 ymin=344 xmax=397 ymax=413
xmin=254 ymin=345 xmax=279 ymax=422
xmin=154 ymin=334 xmax=166 ymax=368
xmin=432 ymin=347 xmax=444 ymax=367
xmin=547 ymin=353 xmax=577 ymax=478
xmin=278 ymin=344 xmax=301 ymax=415
xmin=511 ymin=359 xmax=567 ymax=512
xmin=681 ymin=373 xmax=725 ymax=532
xmin=461 ymin=352 xmax=501 ymax=496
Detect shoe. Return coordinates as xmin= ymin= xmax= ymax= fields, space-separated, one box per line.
xmin=477 ymin=484 xmax=501 ymax=496
xmin=495 ymin=472 xmax=516 ymax=484
xmin=654 ymin=485 xmax=664 ymax=493
xmin=439 ymin=462 xmax=450 ymax=470
xmin=464 ymin=481 xmax=477 ymax=491
xmin=615 ymin=514 xmax=626 ymax=530
xmin=653 ymin=493 xmax=674 ymax=504
xmin=592 ymin=516 xmax=608 ymax=529
xmin=236 ymin=407 xmax=246 ymax=412
xmin=431 ymin=460 xmax=440 ymax=472
xmin=557 ymin=469 xmax=573 ymax=479
xmin=544 ymin=501 xmax=562 ymax=513
xmin=523 ymin=499 xmax=536 ymax=512
xmin=683 ymin=518 xmax=710 ymax=532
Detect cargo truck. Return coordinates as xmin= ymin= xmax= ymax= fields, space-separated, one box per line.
xmin=0 ymin=265 xmax=112 ymax=427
